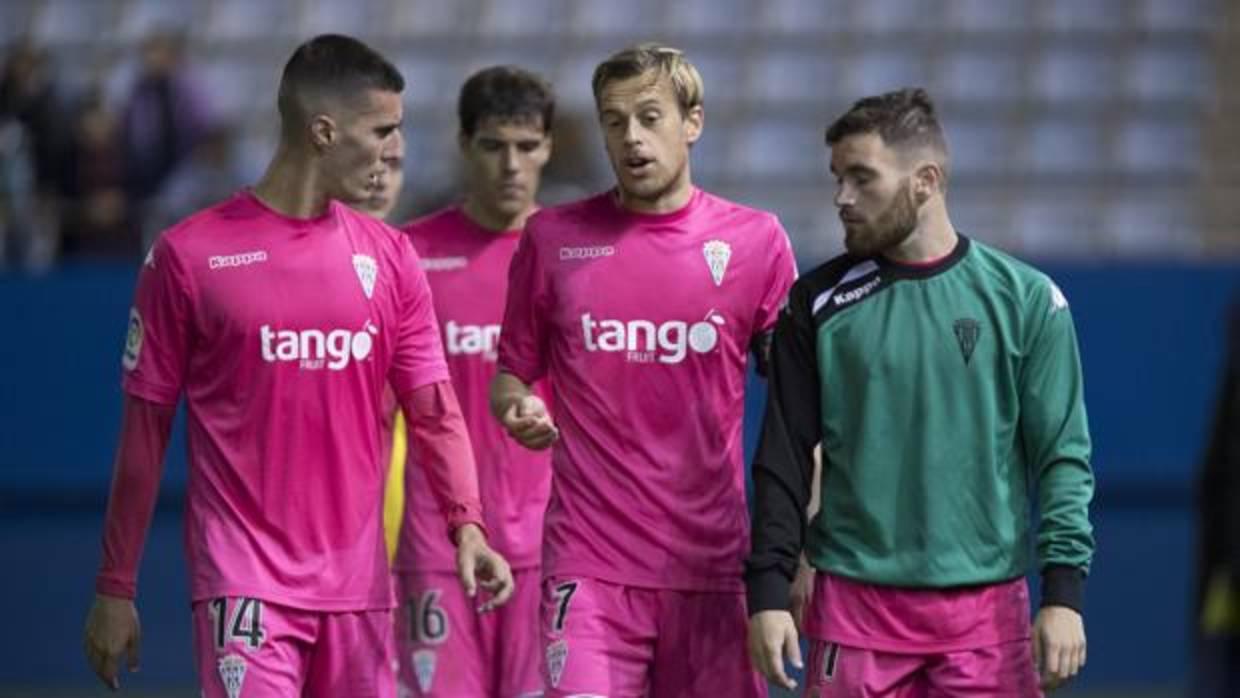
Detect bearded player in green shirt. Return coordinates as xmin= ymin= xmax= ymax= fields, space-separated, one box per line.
xmin=746 ymin=88 xmax=1095 ymax=696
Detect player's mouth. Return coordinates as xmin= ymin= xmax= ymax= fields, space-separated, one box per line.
xmin=498 ymin=181 xmax=525 ymax=197
xmin=839 ymin=210 xmax=865 ymax=225
xmin=624 ymin=156 xmax=655 ymax=177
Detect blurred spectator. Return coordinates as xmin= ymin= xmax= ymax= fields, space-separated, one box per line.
xmin=0 ymin=39 xmax=68 ymax=269
xmin=58 ymin=92 xmax=135 ymax=259
xmin=538 ymin=109 xmax=609 ymax=205
xmin=143 ymin=123 xmax=244 ymax=248
xmin=1194 ymin=295 xmax=1240 ymax=696
xmin=121 ymin=31 xmax=212 ymax=205
xmin=0 ymin=109 xmax=35 ymax=266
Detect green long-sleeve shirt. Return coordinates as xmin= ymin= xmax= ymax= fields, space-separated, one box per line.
xmin=747 ymin=235 xmax=1095 ymax=613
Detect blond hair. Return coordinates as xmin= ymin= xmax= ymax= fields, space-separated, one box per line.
xmin=591 ymin=43 xmax=704 ymax=115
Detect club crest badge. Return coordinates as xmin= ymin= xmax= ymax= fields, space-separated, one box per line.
xmin=353 ymin=254 xmax=377 ymax=299
xmin=217 ymin=654 xmax=246 ymax=698
xmin=546 ymin=639 xmax=568 ymax=688
xmin=413 ymin=649 xmax=436 ymax=692
xmin=703 ymin=240 xmax=731 ymax=286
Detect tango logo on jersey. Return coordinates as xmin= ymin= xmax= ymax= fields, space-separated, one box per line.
xmin=260 ymin=322 xmax=378 ymax=371
xmin=559 ymin=245 xmax=614 ymax=261
xmin=353 ymin=254 xmax=377 ymax=299
xmin=208 ymin=250 xmax=267 ymax=270
xmin=581 ymin=311 xmax=725 ymax=364
xmin=445 ymin=321 xmax=501 ymax=360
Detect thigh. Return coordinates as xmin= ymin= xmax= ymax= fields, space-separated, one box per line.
xmin=395 ymin=570 xmax=488 ymax=697
xmin=803 ymin=641 xmax=926 ymax=698
xmin=542 ymin=575 xmax=656 ymax=698
xmin=192 ymin=597 xmax=310 ymax=698
xmin=496 ymin=568 xmax=546 ymax=698
xmin=305 ymin=607 xmax=397 ymax=698
xmin=924 ymin=640 xmax=1042 ymax=698
xmin=650 ymin=589 xmax=764 ymax=698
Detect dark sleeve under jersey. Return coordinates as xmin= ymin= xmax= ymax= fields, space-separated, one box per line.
xmin=745 ymin=280 xmax=823 ymax=615
xmin=1201 ymin=299 xmax=1240 ymax=581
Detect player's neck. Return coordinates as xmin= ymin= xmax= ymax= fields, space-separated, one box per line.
xmin=617 ymin=169 xmax=694 ymax=215
xmin=883 ymin=202 xmax=957 ymax=265
xmin=252 ymin=149 xmax=334 ymax=220
xmin=461 ymin=196 xmax=534 ymax=233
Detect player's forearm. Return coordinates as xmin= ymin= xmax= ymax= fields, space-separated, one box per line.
xmin=489 ymin=370 xmax=532 ymax=421
xmin=1036 ymin=455 xmax=1094 ymax=611
xmin=746 ymin=407 xmax=817 ymax=614
xmin=400 ymin=381 xmax=485 ymax=537
xmin=96 ymin=394 xmax=175 ymax=599
xmin=746 ymin=295 xmax=822 ymax=614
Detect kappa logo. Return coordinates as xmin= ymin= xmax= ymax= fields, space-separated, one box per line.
xmin=546 ymin=639 xmax=568 ymax=688
xmin=353 ymin=254 xmax=377 ymax=299
xmin=1048 ymin=280 xmax=1069 ymax=312
xmin=953 ymin=318 xmax=981 ymax=365
xmin=412 ymin=649 xmax=436 ymax=693
xmin=559 ymin=245 xmax=614 ymax=261
xmin=703 ymin=239 xmax=731 ymax=286
xmin=832 ymin=276 xmax=882 ymax=307
xmin=420 ymin=256 xmax=468 ymax=272
xmin=217 ymin=654 xmax=246 ymax=698
xmin=208 ymin=250 xmax=267 ymax=270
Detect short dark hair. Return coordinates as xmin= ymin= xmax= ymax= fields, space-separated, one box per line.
xmin=276 ymin=34 xmax=404 ymax=128
xmin=825 ymin=87 xmax=948 ymax=160
xmin=458 ymin=65 xmax=555 ymax=137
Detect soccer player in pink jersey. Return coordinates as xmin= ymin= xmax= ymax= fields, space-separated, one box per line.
xmin=490 ymin=44 xmax=798 ymax=697
xmin=394 ymin=64 xmax=555 ymax=698
xmin=81 ymin=35 xmax=514 ymax=697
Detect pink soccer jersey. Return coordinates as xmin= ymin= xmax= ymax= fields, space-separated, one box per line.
xmin=121 ymin=190 xmax=451 ymax=610
xmin=498 ymin=188 xmax=797 ymax=591
xmin=398 ymin=206 xmax=552 ymax=572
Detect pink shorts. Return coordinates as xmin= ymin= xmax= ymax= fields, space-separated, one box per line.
xmin=395 ymin=568 xmax=543 ymax=697
xmin=191 ymin=596 xmax=395 ymax=698
xmin=802 ymin=638 xmax=1043 ymax=698
xmin=541 ymin=575 xmax=764 ymax=698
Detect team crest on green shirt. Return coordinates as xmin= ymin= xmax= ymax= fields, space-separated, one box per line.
xmin=953 ymin=318 xmax=981 ymax=365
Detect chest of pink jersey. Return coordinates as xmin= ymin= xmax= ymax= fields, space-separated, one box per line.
xmin=548 ymin=227 xmax=761 ymax=368
xmin=186 ymin=229 xmax=397 ymax=381
xmin=416 ymin=235 xmax=516 ymax=364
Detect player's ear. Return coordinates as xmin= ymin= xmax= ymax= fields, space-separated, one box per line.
xmin=683 ymin=105 xmax=704 ymax=146
xmin=535 ymin=132 xmax=553 ymax=166
xmin=310 ymin=114 xmax=336 ymax=150
xmin=913 ymin=161 xmax=942 ymax=204
xmin=457 ymin=130 xmax=471 ymax=154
